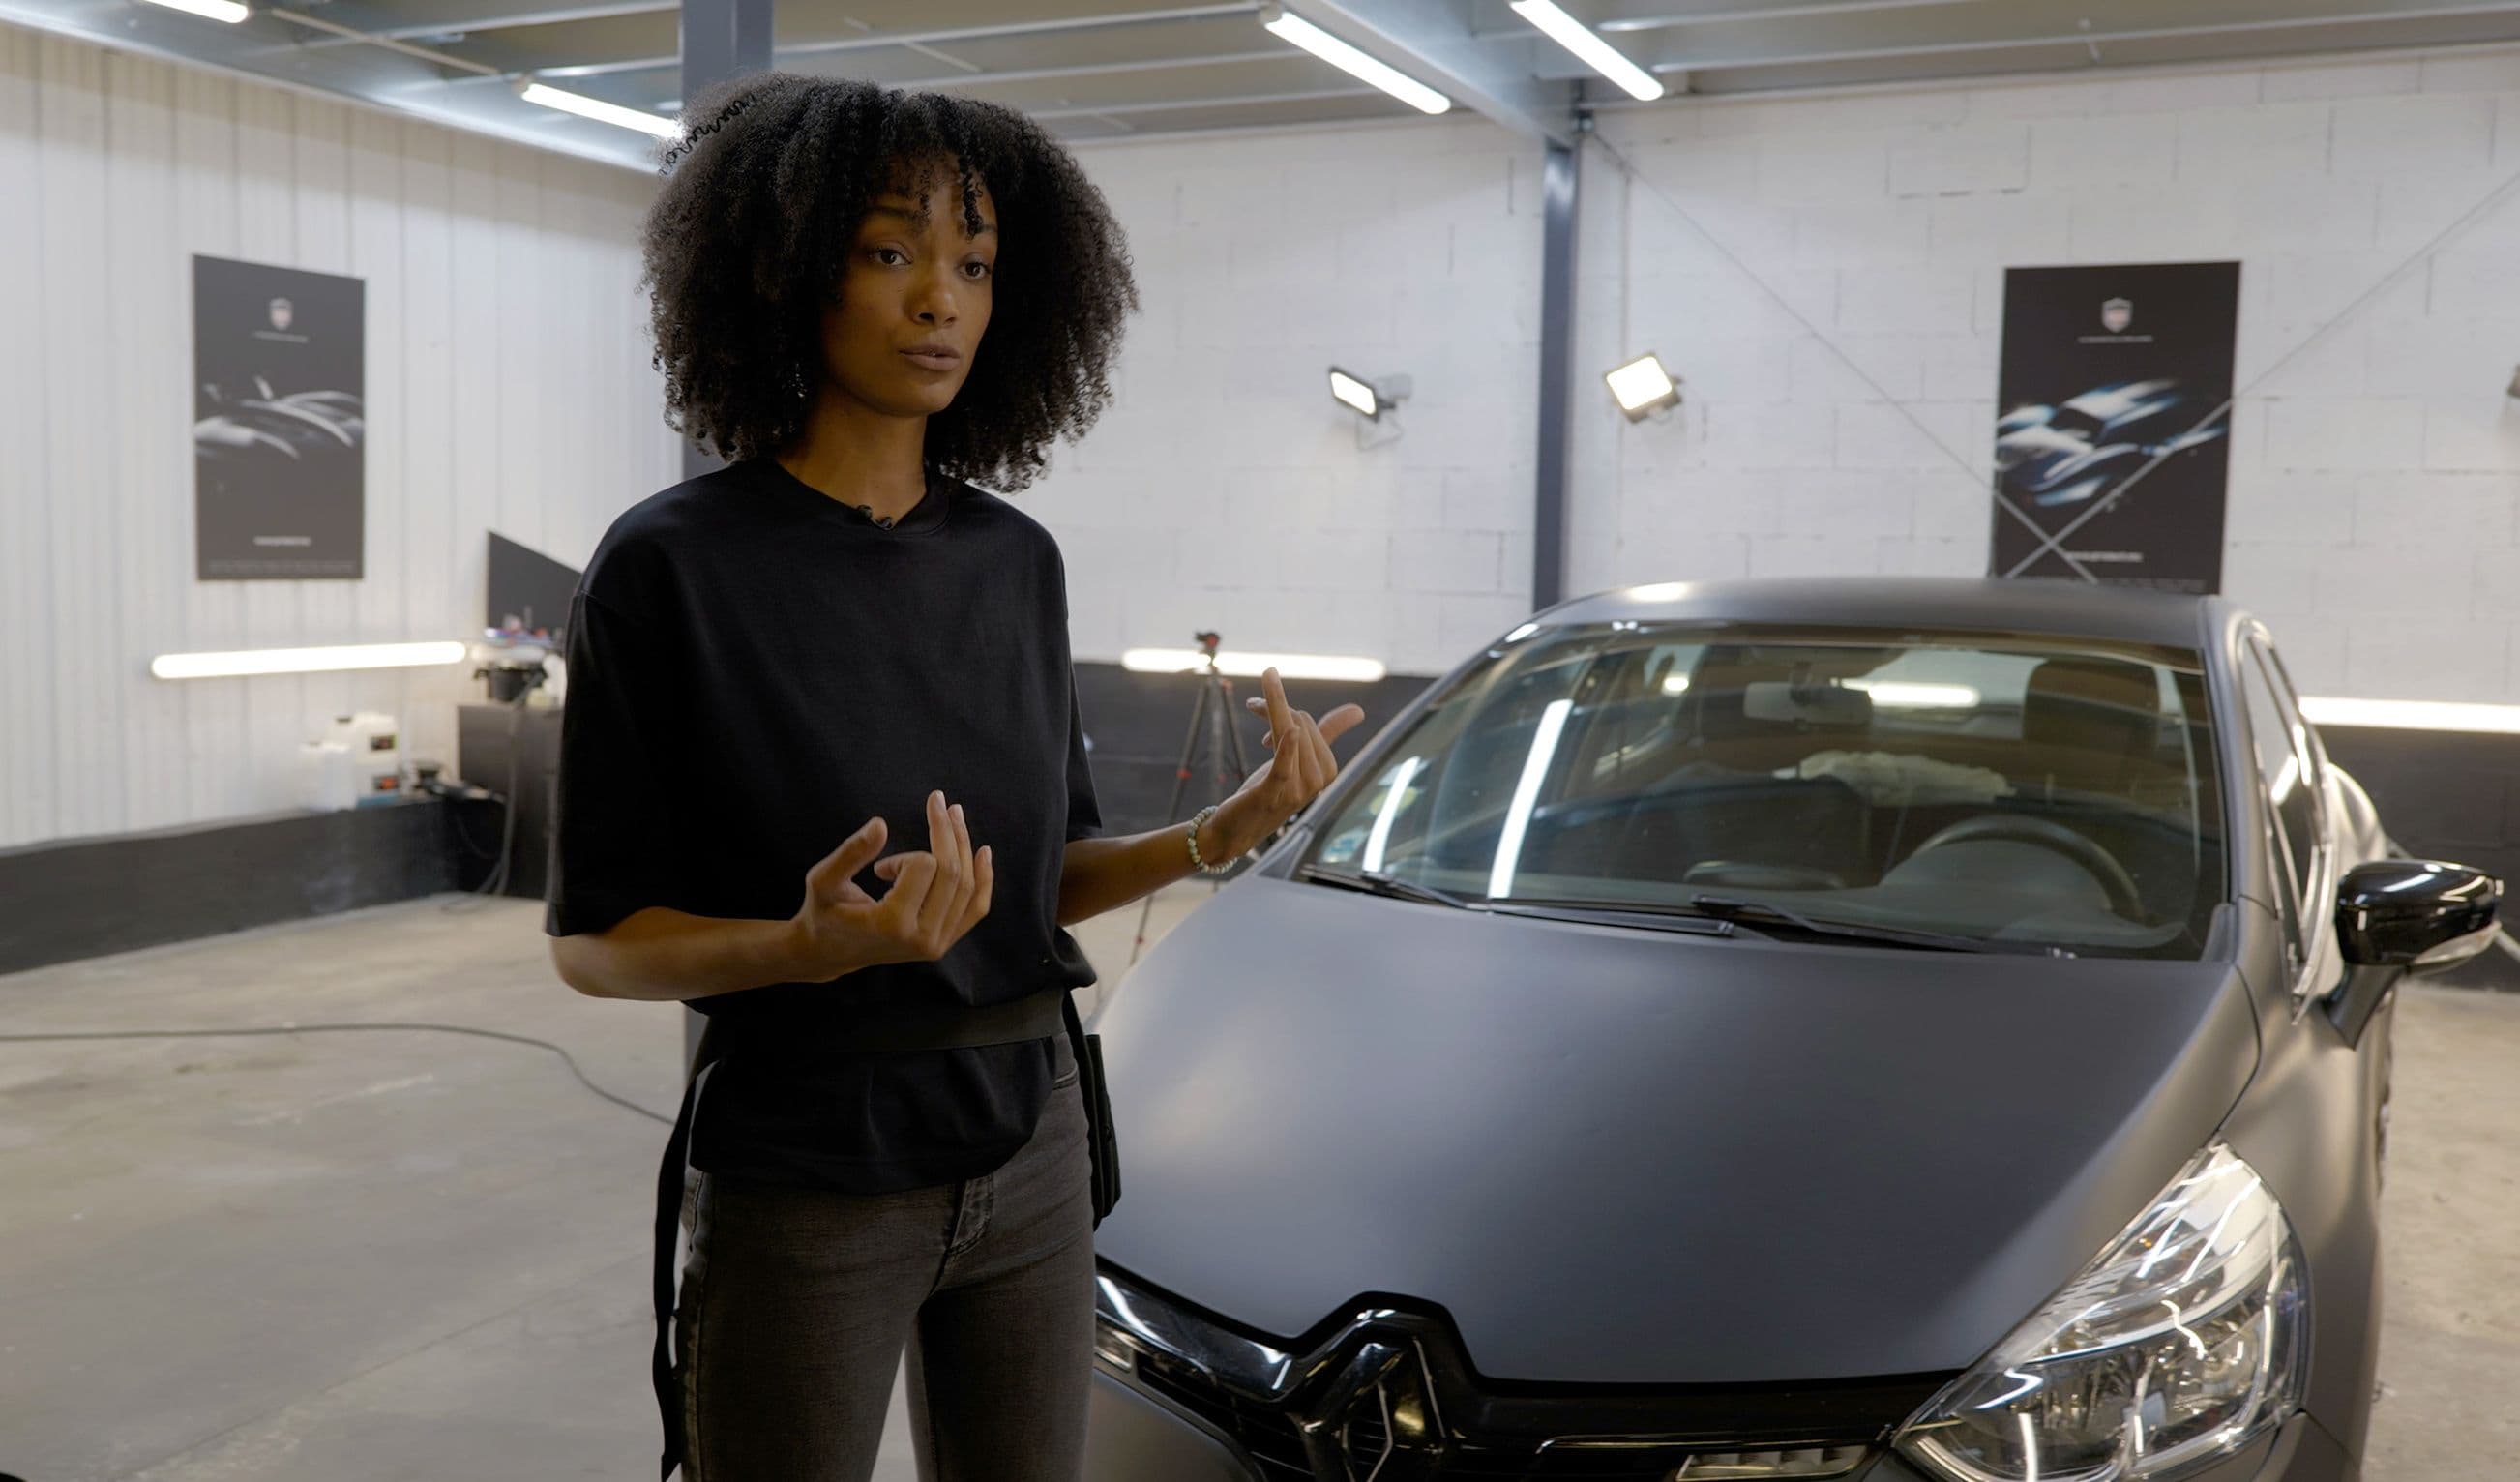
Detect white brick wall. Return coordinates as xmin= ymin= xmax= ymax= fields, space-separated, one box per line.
xmin=1590 ymin=49 xmax=2520 ymax=702
xmin=1038 ymin=120 xmax=1539 ymax=678
xmin=1046 ymin=46 xmax=2520 ymax=700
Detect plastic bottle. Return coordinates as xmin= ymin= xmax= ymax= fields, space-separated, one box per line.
xmin=296 ymin=741 xmax=358 ymax=812
xmin=322 ymin=712 xmax=403 ymax=806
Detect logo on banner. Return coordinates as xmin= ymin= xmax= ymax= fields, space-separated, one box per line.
xmin=2100 ymin=297 xmax=2132 ymax=333
xmin=269 ymin=297 xmax=295 ymax=333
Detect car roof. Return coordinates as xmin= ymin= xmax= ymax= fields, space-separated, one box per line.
xmin=1537 ymin=576 xmax=2220 ymax=652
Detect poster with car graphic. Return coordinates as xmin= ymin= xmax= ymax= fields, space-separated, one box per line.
xmin=193 ymin=255 xmax=365 ymax=579
xmin=1990 ymin=261 xmax=2238 ymax=595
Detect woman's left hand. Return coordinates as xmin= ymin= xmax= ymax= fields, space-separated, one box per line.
xmin=1207 ymin=667 xmax=1367 ymax=864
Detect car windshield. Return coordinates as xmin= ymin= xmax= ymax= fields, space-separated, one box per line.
xmin=1301 ymin=623 xmax=2229 ymax=960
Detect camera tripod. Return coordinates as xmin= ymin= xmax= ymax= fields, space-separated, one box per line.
xmin=1129 ymin=631 xmax=1258 ymax=969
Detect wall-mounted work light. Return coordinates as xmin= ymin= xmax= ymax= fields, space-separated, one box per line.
xmin=1605 ymin=353 xmax=1681 ymax=421
xmin=1329 ymin=367 xmax=1409 ymax=420
xmin=1329 ymin=367 xmax=1411 ymax=449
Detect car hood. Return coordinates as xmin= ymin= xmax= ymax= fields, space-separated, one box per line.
xmin=1086 ymin=875 xmax=2260 ymax=1384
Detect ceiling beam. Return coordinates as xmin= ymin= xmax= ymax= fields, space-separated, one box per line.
xmin=1586 ymin=0 xmax=2520 ymax=72
xmin=326 ymin=0 xmax=673 ymax=44
xmin=1278 ymin=0 xmax=1577 ymax=145
xmin=450 ymin=0 xmax=1260 ymax=84
xmin=888 ymin=48 xmax=1292 ymax=94
xmin=1024 ymin=82 xmax=1380 ymax=118
xmin=1571 ymin=0 xmax=2008 ymax=33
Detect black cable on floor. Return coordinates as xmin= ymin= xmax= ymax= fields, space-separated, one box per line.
xmin=0 ymin=1022 xmax=671 ymax=1124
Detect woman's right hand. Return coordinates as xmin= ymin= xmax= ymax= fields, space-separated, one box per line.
xmin=789 ymin=789 xmax=994 ymax=980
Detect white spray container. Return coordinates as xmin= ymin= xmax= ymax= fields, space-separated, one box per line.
xmin=296 ymin=741 xmax=358 ymax=812
xmin=321 ymin=711 xmax=403 ymax=806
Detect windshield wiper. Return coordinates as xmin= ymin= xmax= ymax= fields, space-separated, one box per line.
xmin=1685 ymin=894 xmax=2070 ymax=956
xmin=1296 ymin=865 xmax=1481 ymax=911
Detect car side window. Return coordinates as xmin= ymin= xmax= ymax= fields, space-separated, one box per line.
xmin=2252 ymin=638 xmax=2329 ymax=802
xmin=2237 ymin=648 xmax=2314 ymax=971
xmin=2249 ymin=637 xmax=2327 ymax=885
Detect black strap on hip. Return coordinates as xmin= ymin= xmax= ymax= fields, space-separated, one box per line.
xmin=649 ymin=987 xmax=1071 ymax=1481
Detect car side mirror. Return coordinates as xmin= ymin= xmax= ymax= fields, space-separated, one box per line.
xmin=2335 ymin=859 xmax=2502 ymax=972
xmin=2327 ymin=860 xmax=2502 ymax=1048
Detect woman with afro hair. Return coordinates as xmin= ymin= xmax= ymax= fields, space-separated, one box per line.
xmin=542 ymin=73 xmax=1365 ymax=1482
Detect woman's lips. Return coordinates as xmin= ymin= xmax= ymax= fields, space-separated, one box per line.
xmin=902 ymin=348 xmax=962 ymax=370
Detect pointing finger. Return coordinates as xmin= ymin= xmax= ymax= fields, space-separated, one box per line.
xmin=1318 ymin=702 xmax=1367 ymax=744
xmin=1262 ymin=668 xmax=1296 ymax=749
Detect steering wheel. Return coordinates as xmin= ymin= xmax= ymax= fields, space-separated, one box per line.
xmin=1904 ymin=815 xmax=2146 ymax=919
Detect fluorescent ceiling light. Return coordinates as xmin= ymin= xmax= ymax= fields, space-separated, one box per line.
xmin=1328 ymin=369 xmax=1380 ymax=419
xmin=1660 ymin=673 xmax=1692 ymax=695
xmin=138 ymin=0 xmax=250 ymax=21
xmin=2300 ymin=697 xmax=2520 ymax=735
xmin=1260 ymin=8 xmax=1451 ymax=115
xmin=1489 ymin=697 xmax=1574 ymax=900
xmin=1510 ymin=0 xmax=1665 ymax=101
xmin=517 ymin=80 xmax=682 ymax=139
xmin=151 ymin=641 xmax=469 ymax=680
xmin=1122 ymin=648 xmax=1386 ymax=684
xmin=1605 ymin=353 xmax=1681 ymax=419
xmin=1360 ymin=755 xmax=1424 ymax=874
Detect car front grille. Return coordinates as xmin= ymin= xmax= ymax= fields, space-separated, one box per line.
xmin=1130 ymin=1346 xmax=1873 ymax=1482
xmin=1097 ymin=1266 xmax=1937 ymax=1482
xmin=1133 ymin=1353 xmax=1316 ymax=1480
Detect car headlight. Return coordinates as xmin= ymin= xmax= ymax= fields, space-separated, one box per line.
xmin=1894 ymin=1141 xmax=2308 ymax=1482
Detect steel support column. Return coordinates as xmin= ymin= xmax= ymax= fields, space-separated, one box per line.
xmin=677 ymin=0 xmax=768 ymax=1064
xmin=680 ymin=0 xmax=770 ymax=110
xmin=1532 ymin=137 xmax=1578 ymax=612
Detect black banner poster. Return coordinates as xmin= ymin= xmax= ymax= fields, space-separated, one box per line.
xmin=193 ymin=255 xmax=366 ymax=580
xmin=1989 ymin=261 xmax=2239 ymax=595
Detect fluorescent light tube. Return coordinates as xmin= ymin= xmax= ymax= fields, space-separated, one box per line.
xmin=1511 ymin=0 xmax=1664 ymax=101
xmin=1490 ymin=697 xmax=1573 ymax=900
xmin=151 ymin=641 xmax=470 ymax=680
xmin=1261 ymin=9 xmax=1451 ymax=115
xmin=2300 ymin=697 xmax=2520 ymax=735
xmin=517 ymin=80 xmax=682 ymax=139
xmin=1122 ymin=648 xmax=1387 ymax=684
xmin=138 ymin=0 xmax=251 ymax=22
xmin=1329 ymin=369 xmax=1380 ymax=418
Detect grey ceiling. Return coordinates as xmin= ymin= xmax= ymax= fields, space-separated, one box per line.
xmin=12 ymin=0 xmax=2520 ymax=171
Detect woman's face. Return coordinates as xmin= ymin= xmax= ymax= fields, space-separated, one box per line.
xmin=817 ymin=162 xmax=997 ymax=419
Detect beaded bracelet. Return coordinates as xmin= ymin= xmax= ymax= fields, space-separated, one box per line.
xmin=1186 ymin=803 xmax=1233 ymax=875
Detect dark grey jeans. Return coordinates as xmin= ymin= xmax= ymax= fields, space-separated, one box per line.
xmin=673 ymin=1034 xmax=1095 ymax=1482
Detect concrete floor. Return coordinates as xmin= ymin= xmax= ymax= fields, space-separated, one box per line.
xmin=2 ymin=887 xmax=2515 ymax=1480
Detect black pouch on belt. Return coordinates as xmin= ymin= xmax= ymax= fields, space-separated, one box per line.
xmin=647 ymin=985 xmax=1099 ymax=1481
xmin=1062 ymin=988 xmax=1122 ymax=1226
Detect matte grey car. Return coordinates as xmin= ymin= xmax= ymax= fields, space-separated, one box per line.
xmin=1080 ymin=578 xmax=2500 ymax=1482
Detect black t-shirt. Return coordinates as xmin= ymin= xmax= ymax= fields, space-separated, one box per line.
xmin=543 ymin=456 xmax=1104 ymax=1192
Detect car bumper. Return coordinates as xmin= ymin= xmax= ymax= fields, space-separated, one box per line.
xmin=1085 ymin=1368 xmax=2357 ymax=1482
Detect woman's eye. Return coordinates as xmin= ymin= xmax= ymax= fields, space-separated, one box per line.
xmin=871 ymin=248 xmax=906 ymax=266
xmin=963 ymin=261 xmax=993 ymax=280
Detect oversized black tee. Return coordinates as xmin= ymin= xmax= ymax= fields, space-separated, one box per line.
xmin=543 ymin=456 xmax=1103 ymax=1191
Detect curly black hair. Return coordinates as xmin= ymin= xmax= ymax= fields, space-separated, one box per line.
xmin=640 ymin=73 xmax=1138 ymax=490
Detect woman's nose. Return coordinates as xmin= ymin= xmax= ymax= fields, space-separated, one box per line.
xmin=910 ymin=279 xmax=959 ymax=326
